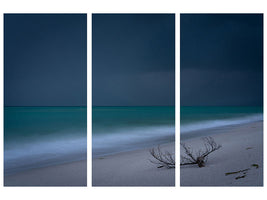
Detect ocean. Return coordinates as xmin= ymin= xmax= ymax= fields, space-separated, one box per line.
xmin=92 ymin=106 xmax=175 ymax=157
xmin=181 ymin=106 xmax=263 ymax=139
xmin=4 ymin=106 xmax=87 ymax=175
xmin=6 ymin=106 xmax=259 ymax=173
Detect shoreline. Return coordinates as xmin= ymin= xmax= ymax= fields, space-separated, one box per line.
xmin=93 ymin=142 xmax=175 ymax=186
xmin=4 ymin=160 xmax=87 ymax=186
xmin=180 ymin=121 xmax=263 ymax=186
xmin=93 ymin=136 xmax=175 ymax=159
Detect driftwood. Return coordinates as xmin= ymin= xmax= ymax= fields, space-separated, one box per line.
xmin=149 ymin=137 xmax=221 ymax=169
xmin=149 ymin=146 xmax=175 ymax=168
xmin=180 ymin=136 xmax=222 ymax=167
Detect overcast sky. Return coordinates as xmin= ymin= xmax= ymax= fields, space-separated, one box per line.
xmin=92 ymin=14 xmax=175 ymax=106
xmin=4 ymin=14 xmax=87 ymax=106
xmin=181 ymin=14 xmax=263 ymax=106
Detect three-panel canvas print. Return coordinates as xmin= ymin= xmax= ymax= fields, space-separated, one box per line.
xmin=3 ymin=13 xmax=263 ymax=187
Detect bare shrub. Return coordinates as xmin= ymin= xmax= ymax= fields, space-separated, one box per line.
xmin=180 ymin=136 xmax=222 ymax=167
xmin=149 ymin=146 xmax=175 ymax=168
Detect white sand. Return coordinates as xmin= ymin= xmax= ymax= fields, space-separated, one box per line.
xmin=180 ymin=121 xmax=263 ymax=186
xmin=4 ymin=160 xmax=87 ymax=186
xmin=92 ymin=143 xmax=175 ymax=186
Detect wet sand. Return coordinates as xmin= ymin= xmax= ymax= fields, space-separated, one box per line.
xmin=93 ymin=143 xmax=175 ymax=186
xmin=5 ymin=160 xmax=87 ymax=186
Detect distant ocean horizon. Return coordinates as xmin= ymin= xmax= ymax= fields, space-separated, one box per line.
xmin=181 ymin=106 xmax=263 ymax=139
xmin=4 ymin=106 xmax=87 ymax=175
xmin=92 ymin=106 xmax=175 ymax=157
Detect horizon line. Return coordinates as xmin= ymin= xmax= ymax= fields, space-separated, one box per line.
xmin=4 ymin=105 xmax=87 ymax=107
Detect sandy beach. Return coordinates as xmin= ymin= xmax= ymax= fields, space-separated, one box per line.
xmin=5 ymin=160 xmax=87 ymax=186
xmin=93 ymin=143 xmax=175 ymax=186
xmin=180 ymin=121 xmax=263 ymax=186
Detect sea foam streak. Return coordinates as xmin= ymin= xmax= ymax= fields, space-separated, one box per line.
xmin=5 ymin=134 xmax=86 ymax=175
xmin=181 ymin=114 xmax=263 ymax=134
xmin=93 ymin=125 xmax=175 ymax=157
xmin=4 ymin=107 xmax=86 ymax=175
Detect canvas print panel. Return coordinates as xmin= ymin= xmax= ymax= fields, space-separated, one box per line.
xmin=180 ymin=14 xmax=263 ymax=186
xmin=92 ymin=14 xmax=175 ymax=186
xmin=4 ymin=14 xmax=87 ymax=186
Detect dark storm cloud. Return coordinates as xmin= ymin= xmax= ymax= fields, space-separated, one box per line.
xmin=180 ymin=14 xmax=263 ymax=106
xmin=4 ymin=14 xmax=87 ymax=106
xmin=92 ymin=14 xmax=175 ymax=106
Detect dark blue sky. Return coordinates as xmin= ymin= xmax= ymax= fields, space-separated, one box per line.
xmin=4 ymin=14 xmax=87 ymax=106
xmin=181 ymin=14 xmax=263 ymax=106
xmin=92 ymin=14 xmax=175 ymax=106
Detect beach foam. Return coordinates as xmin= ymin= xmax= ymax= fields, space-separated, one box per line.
xmin=5 ymin=134 xmax=86 ymax=175
xmin=93 ymin=125 xmax=175 ymax=157
xmin=181 ymin=114 xmax=262 ymax=134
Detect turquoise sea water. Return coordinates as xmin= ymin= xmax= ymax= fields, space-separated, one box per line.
xmin=92 ymin=106 xmax=175 ymax=157
xmin=4 ymin=107 xmax=87 ymax=175
xmin=181 ymin=106 xmax=263 ymax=139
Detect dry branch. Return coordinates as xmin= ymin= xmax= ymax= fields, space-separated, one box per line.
xmin=149 ymin=146 xmax=175 ymax=168
xmin=180 ymin=136 xmax=222 ymax=167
